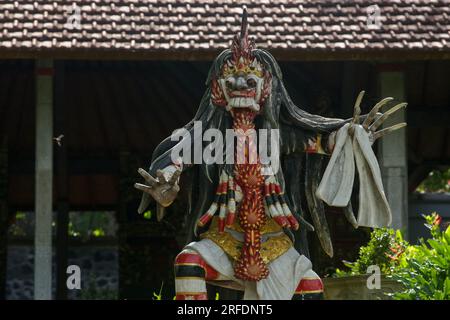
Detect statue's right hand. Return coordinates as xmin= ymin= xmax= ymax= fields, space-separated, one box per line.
xmin=134 ymin=168 xmax=181 ymax=208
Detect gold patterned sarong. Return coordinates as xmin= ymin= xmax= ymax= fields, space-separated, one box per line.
xmin=200 ymin=217 xmax=293 ymax=264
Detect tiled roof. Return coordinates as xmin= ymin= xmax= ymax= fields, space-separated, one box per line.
xmin=1 ymin=0 xmax=450 ymax=59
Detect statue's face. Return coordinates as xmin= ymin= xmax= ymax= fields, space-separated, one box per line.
xmin=211 ymin=56 xmax=271 ymax=113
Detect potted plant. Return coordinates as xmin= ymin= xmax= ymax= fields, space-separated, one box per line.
xmin=325 ymin=213 xmax=450 ymax=300
xmin=324 ymin=227 xmax=406 ymax=300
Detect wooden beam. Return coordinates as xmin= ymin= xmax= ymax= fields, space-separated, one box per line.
xmin=1 ymin=48 xmax=450 ymax=62
xmin=34 ymin=59 xmax=54 ymax=300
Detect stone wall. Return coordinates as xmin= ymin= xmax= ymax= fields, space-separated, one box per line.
xmin=6 ymin=244 xmax=118 ymax=300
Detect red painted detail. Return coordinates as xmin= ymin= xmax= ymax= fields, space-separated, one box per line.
xmin=225 ymin=212 xmax=235 ymax=226
xmin=218 ymin=217 xmax=225 ymax=233
xmin=231 ymin=109 xmax=269 ymax=281
xmin=204 ymin=264 xmax=219 ymax=281
xmin=296 ymin=278 xmax=324 ymax=293
xmin=211 ymin=78 xmax=227 ymax=107
xmin=273 ymin=215 xmax=289 ymax=228
xmin=274 ymin=184 xmax=282 ymax=194
xmin=264 ymin=184 xmax=270 ymax=196
xmin=287 ymin=215 xmax=299 ymax=230
xmin=305 ymin=138 xmax=318 ymax=154
xmin=175 ymin=252 xmax=219 ymax=281
xmin=198 ymin=212 xmax=213 ymax=227
xmin=305 ymin=146 xmax=318 ymax=154
xmin=268 ymin=183 xmax=275 ymax=194
xmin=217 ymin=182 xmax=227 ymax=194
xmin=175 ymin=252 xmax=205 ymax=266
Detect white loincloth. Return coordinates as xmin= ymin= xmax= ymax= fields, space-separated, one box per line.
xmin=186 ymin=239 xmax=315 ymax=300
xmin=316 ymin=124 xmax=392 ymax=228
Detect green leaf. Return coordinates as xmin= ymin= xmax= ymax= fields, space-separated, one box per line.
xmin=143 ymin=210 xmax=152 ymax=220
xmin=153 ymin=292 xmax=162 ymax=300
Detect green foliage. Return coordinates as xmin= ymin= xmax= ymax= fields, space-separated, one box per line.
xmin=143 ymin=210 xmax=152 ymax=220
xmin=91 ymin=228 xmax=105 ymax=237
xmin=8 ymin=211 xmax=29 ymax=237
xmin=416 ymin=168 xmax=450 ymax=193
xmin=390 ymin=213 xmax=450 ymax=300
xmin=68 ymin=211 xmax=117 ymax=241
xmin=79 ymin=286 xmax=118 ymax=300
xmin=79 ymin=275 xmax=118 ymax=300
xmin=334 ymin=228 xmax=407 ymax=277
xmin=333 ymin=213 xmax=450 ymax=300
xmin=153 ymin=282 xmax=164 ymax=300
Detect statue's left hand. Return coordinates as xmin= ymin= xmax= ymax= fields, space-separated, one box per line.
xmin=350 ymin=90 xmax=407 ymax=144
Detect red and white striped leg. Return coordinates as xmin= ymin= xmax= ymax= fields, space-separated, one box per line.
xmin=174 ymin=248 xmax=220 ymax=300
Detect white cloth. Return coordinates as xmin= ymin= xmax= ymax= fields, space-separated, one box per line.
xmin=316 ymin=124 xmax=392 ymax=228
xmin=186 ymin=239 xmax=315 ymax=300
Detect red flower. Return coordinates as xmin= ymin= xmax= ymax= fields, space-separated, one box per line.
xmin=386 ymin=243 xmax=405 ymax=262
xmin=387 ymin=253 xmax=399 ymax=261
xmin=433 ymin=214 xmax=442 ymax=226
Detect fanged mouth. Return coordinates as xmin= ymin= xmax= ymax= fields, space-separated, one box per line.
xmin=218 ymin=76 xmax=263 ymax=113
xmin=229 ymin=90 xmax=256 ymax=98
xmin=226 ymin=97 xmax=260 ymax=112
xmin=226 ymin=91 xmax=260 ymax=112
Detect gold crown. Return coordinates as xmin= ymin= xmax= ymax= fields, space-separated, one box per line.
xmin=222 ymin=57 xmax=263 ymax=78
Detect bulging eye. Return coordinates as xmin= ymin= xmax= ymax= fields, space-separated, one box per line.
xmin=246 ymin=76 xmax=257 ymax=88
xmin=225 ymin=77 xmax=235 ymax=89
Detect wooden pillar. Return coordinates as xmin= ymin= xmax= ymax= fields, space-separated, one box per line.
xmin=34 ymin=59 xmax=54 ymax=300
xmin=377 ymin=67 xmax=408 ymax=237
xmin=0 ymin=137 xmax=8 ymax=299
xmin=54 ymin=61 xmax=69 ymax=300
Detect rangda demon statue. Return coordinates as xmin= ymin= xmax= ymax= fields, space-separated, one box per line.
xmin=135 ymin=10 xmax=406 ymax=300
